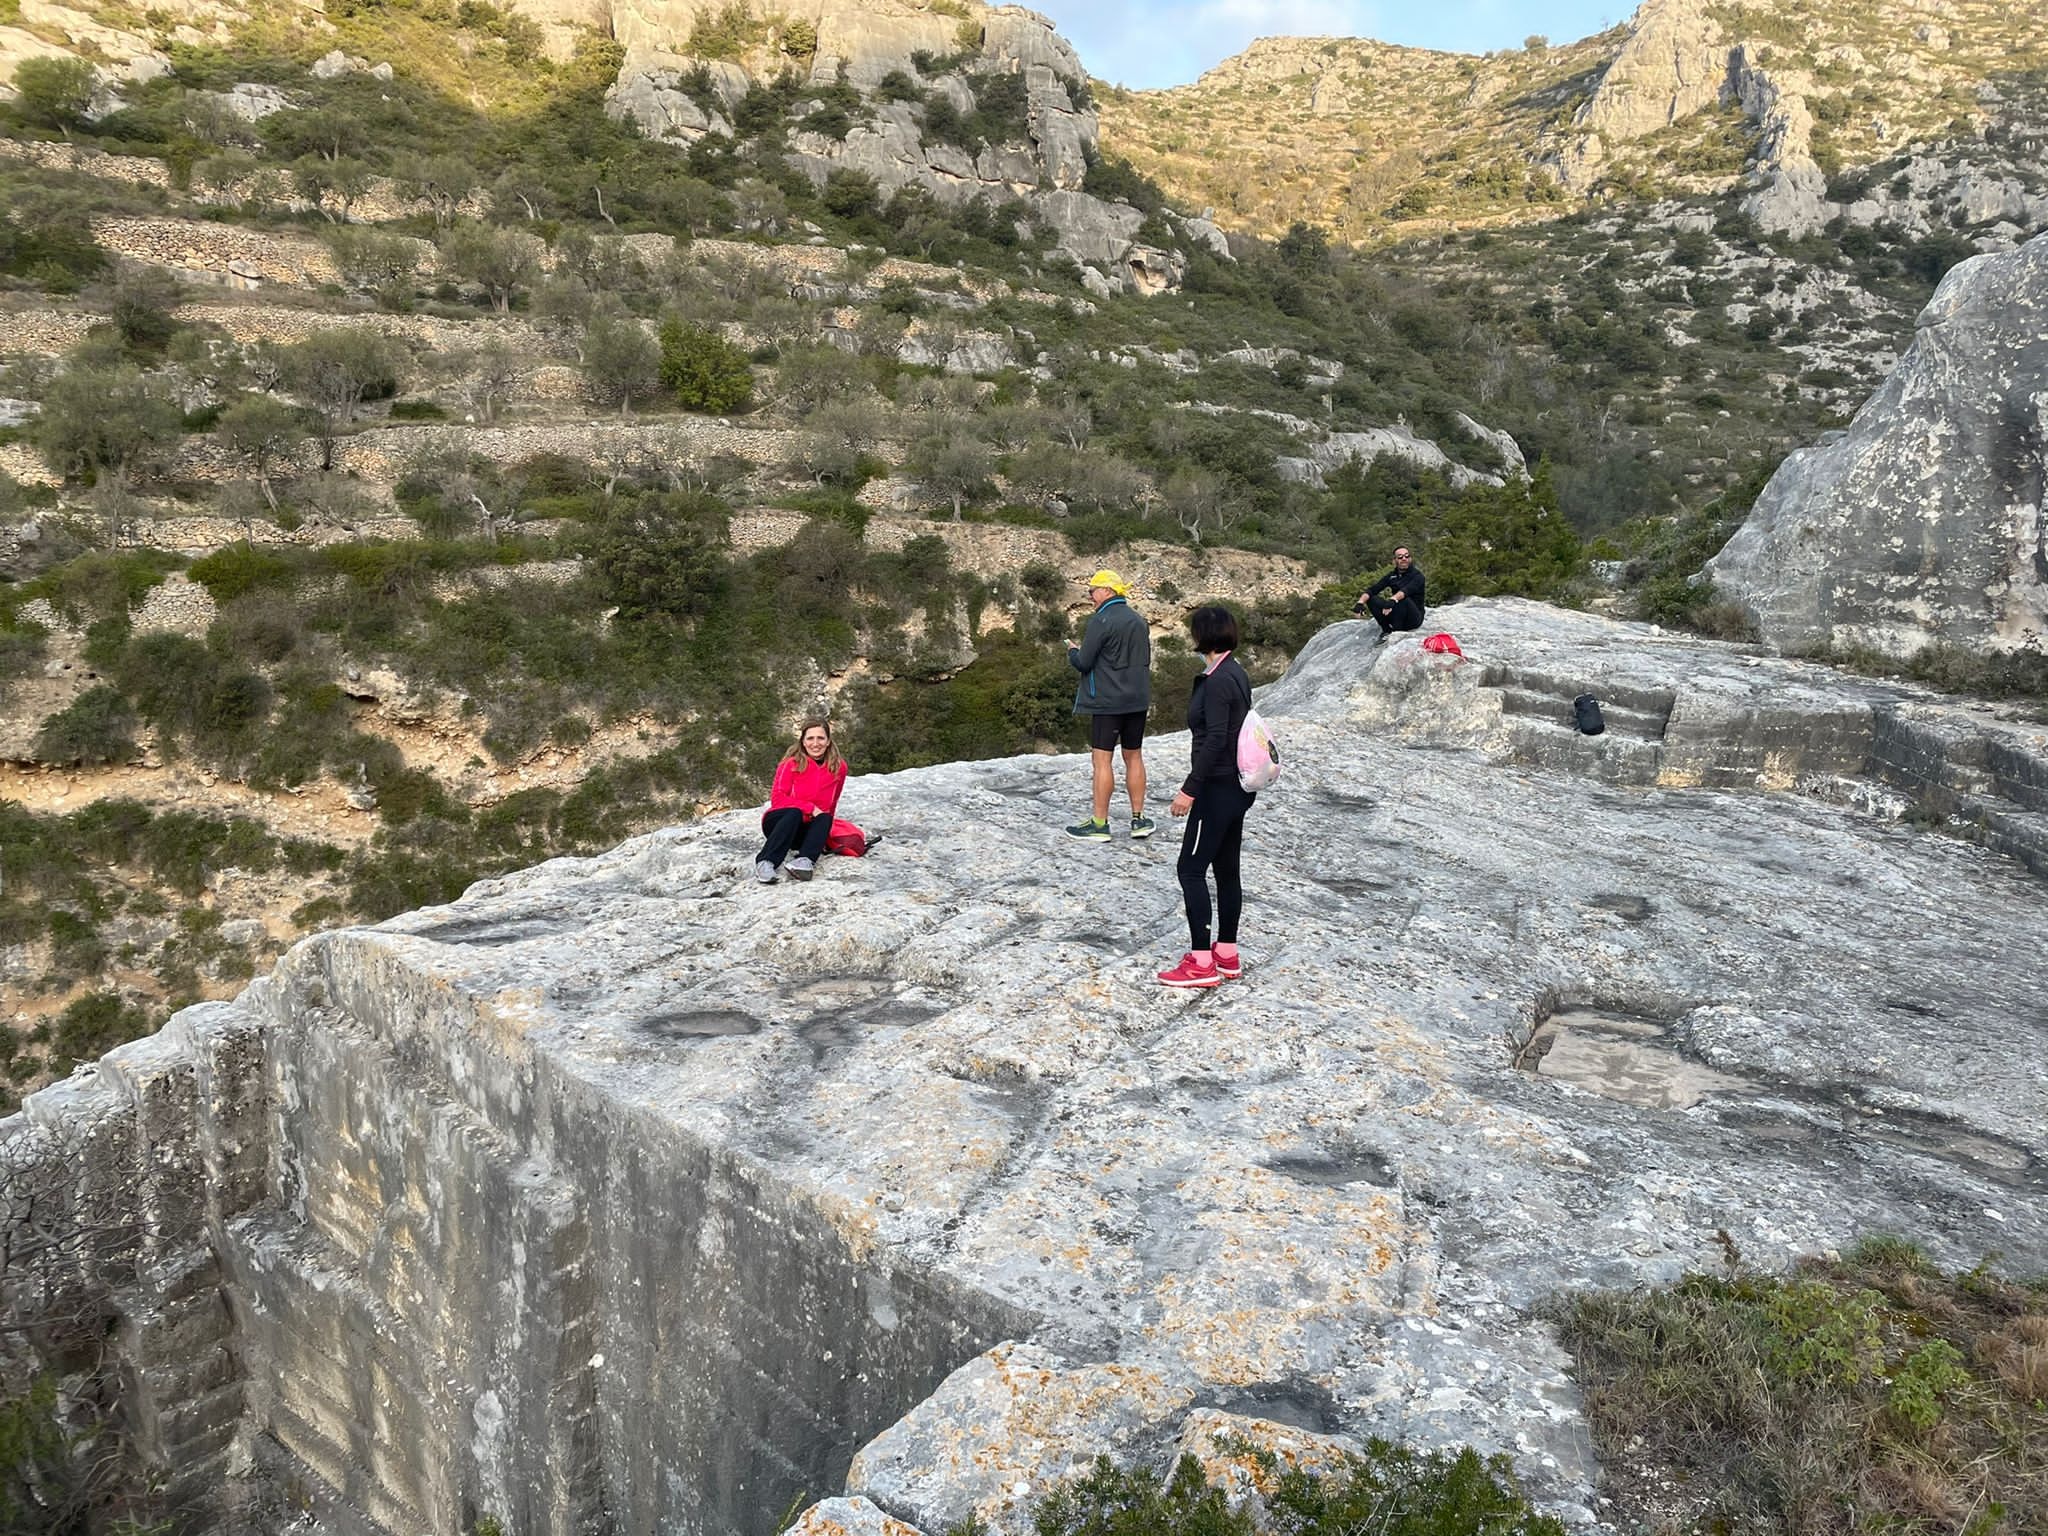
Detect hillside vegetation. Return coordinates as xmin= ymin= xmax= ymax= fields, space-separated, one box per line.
xmin=1101 ymin=0 xmax=2048 ymax=242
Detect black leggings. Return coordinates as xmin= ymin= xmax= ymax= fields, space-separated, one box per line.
xmin=1177 ymin=779 xmax=1254 ymax=950
xmin=758 ymin=807 xmax=831 ymax=867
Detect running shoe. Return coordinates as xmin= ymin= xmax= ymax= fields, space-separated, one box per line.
xmin=1129 ymin=815 xmax=1156 ymax=840
xmin=1065 ymin=818 xmax=1112 ymax=841
xmin=787 ymin=857 xmax=815 ymax=881
xmin=1157 ymin=952 xmax=1222 ymax=989
xmin=1212 ymin=945 xmax=1242 ymax=979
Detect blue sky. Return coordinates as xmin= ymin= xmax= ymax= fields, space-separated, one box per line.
xmin=1039 ymin=1 xmax=1629 ymax=90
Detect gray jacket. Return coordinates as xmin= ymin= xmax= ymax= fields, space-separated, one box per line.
xmin=1068 ymin=596 xmax=1152 ymax=715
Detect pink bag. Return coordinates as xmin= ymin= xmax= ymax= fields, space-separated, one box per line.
xmin=1421 ymin=633 xmax=1464 ymax=658
xmin=825 ymin=819 xmax=868 ymax=857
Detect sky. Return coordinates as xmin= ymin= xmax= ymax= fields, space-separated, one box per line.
xmin=1038 ymin=1 xmax=1629 ymax=90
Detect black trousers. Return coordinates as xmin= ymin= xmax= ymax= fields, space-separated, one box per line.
xmin=1177 ymin=778 xmax=1254 ymax=950
xmin=1369 ymin=596 xmax=1423 ymax=634
xmin=758 ymin=807 xmax=831 ymax=867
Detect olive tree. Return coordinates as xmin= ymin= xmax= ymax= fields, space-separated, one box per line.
xmin=283 ymin=330 xmax=404 ymax=469
xmin=438 ymin=224 xmax=545 ymax=314
xmin=214 ymin=396 xmax=305 ymax=514
xmin=10 ymin=57 xmax=96 ymax=134
xmin=907 ymin=426 xmax=992 ymax=521
xmin=34 ymin=362 xmax=181 ymax=489
xmin=580 ymin=316 xmax=661 ymax=419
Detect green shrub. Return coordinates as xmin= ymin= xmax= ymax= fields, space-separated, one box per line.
xmin=1560 ymin=1248 xmax=2048 ymax=1533
xmin=188 ymin=543 xmax=301 ymax=602
xmin=32 ymin=686 xmax=138 ymax=767
xmin=594 ymin=492 xmax=730 ymax=623
xmin=44 ymin=992 xmax=152 ymax=1074
xmin=989 ymin=1437 xmax=1565 ymax=1536
xmin=658 ymin=320 xmax=753 ymax=414
xmin=686 ymin=1 xmax=764 ymax=60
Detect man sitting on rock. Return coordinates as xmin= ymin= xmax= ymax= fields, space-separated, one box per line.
xmin=1355 ymin=547 xmax=1425 ymax=640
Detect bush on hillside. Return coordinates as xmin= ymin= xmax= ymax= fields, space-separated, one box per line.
xmin=593 ymin=493 xmax=730 ymax=623
xmin=658 ymin=320 xmax=753 ymax=414
xmin=31 ymin=686 xmax=138 ymax=767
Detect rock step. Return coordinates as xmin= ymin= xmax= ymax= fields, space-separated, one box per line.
xmin=1494 ymin=684 xmax=1670 ymax=740
xmin=1958 ymin=796 xmax=2048 ymax=881
xmin=1986 ymin=738 xmax=2048 ymax=813
xmin=1481 ymin=664 xmax=1676 ymax=725
xmin=1504 ymin=718 xmax=1665 ymax=786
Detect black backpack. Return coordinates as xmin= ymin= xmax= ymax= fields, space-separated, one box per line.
xmin=1573 ymin=693 xmax=1606 ymax=736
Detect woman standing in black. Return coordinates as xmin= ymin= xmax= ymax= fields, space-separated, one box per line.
xmin=1158 ymin=605 xmax=1255 ymax=990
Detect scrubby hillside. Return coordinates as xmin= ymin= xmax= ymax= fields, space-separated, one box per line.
xmin=1101 ymin=0 xmax=2048 ymax=243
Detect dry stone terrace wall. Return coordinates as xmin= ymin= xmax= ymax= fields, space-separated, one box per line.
xmin=75 ymin=215 xmax=1039 ymax=307
xmin=6 ymin=601 xmax=2048 ymax=1536
xmin=0 ymin=304 xmax=95 ymax=355
xmin=90 ymin=215 xmax=353 ymax=288
xmin=0 ymin=137 xmax=173 ymax=187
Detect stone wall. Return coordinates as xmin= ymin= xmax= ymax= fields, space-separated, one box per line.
xmin=130 ymin=570 xmax=218 ymax=638
xmin=0 ymin=305 xmax=96 ymax=356
xmin=0 ymin=1003 xmax=269 ymax=1527
xmin=91 ymin=216 xmax=348 ymax=288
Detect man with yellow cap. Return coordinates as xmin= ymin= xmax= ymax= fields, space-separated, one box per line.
xmin=1065 ymin=569 xmax=1153 ymax=841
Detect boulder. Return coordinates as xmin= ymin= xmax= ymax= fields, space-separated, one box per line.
xmin=213 ymin=82 xmax=292 ymax=120
xmin=781 ymin=1497 xmax=927 ymax=1536
xmin=845 ymin=1342 xmax=1197 ymax=1533
xmin=1708 ymin=231 xmax=2048 ymax=657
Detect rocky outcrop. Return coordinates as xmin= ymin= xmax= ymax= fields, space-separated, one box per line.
xmin=603 ymin=1 xmax=1181 ymax=294
xmin=1728 ymin=44 xmax=1832 ymax=237
xmin=1709 ymin=232 xmax=2048 ymax=658
xmin=9 ymin=601 xmax=2048 ymax=1534
xmin=1277 ymin=423 xmax=1507 ymax=491
xmin=1549 ymin=1 xmax=1837 ymax=234
xmin=1556 ymin=0 xmax=1729 ymax=190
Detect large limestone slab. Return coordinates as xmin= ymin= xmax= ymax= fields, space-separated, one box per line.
xmin=1710 ymin=231 xmax=2048 ymax=657
xmin=12 ymin=600 xmax=2047 ymax=1532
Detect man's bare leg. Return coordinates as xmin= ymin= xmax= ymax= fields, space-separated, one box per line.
xmin=1122 ymin=747 xmax=1147 ymax=819
xmin=1091 ymin=748 xmax=1115 ymax=823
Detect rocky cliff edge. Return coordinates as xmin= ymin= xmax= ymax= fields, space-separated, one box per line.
xmin=6 ymin=601 xmax=2047 ymax=1535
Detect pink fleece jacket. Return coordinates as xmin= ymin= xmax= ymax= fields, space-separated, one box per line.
xmin=768 ymin=755 xmax=847 ymax=820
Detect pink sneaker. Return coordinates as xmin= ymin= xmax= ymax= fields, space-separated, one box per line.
xmin=1157 ymin=952 xmax=1221 ymax=989
xmin=1212 ymin=945 xmax=1242 ymax=979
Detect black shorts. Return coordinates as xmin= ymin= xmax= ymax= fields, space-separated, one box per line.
xmin=1088 ymin=711 xmax=1147 ymax=751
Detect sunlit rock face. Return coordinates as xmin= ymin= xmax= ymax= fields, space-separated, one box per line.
xmin=1711 ymin=232 xmax=2048 ymax=658
xmin=8 ymin=601 xmax=2046 ymax=1534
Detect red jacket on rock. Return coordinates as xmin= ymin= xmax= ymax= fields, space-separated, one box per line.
xmin=767 ymin=756 xmax=846 ymax=821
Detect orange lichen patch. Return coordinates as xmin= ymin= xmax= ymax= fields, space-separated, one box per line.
xmin=1175 ymin=1408 xmax=1360 ymax=1499
xmin=785 ymin=1497 xmax=924 ymax=1536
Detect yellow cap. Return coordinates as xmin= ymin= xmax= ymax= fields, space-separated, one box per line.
xmin=1084 ymin=569 xmax=1130 ymax=596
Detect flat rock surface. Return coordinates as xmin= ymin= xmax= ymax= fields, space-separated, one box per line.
xmin=341 ymin=600 xmax=2048 ymax=1515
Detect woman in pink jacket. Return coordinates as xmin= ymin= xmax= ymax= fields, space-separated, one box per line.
xmin=754 ymin=718 xmax=848 ymax=883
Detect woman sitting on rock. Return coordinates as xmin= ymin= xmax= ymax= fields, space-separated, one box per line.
xmin=1158 ymin=605 xmax=1256 ymax=989
xmin=755 ymin=718 xmax=847 ymax=884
